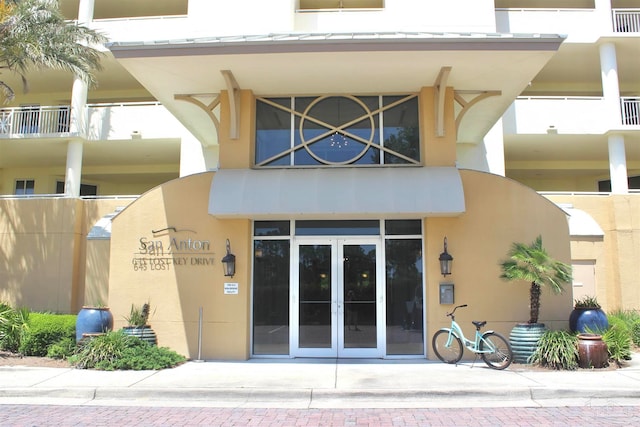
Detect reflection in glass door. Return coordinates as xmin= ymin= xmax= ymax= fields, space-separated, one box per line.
xmin=292 ymin=239 xmax=383 ymax=358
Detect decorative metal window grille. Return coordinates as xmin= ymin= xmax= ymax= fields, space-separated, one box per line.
xmin=255 ymin=94 xmax=420 ymax=167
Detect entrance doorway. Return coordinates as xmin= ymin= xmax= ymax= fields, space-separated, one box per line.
xmin=291 ymin=238 xmax=384 ymax=358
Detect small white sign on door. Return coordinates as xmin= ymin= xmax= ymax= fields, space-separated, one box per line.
xmin=224 ymin=282 xmax=239 ymax=295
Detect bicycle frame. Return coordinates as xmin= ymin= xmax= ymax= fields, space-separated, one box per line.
xmin=442 ymin=320 xmax=498 ymax=354
xmin=433 ymin=304 xmax=513 ymax=369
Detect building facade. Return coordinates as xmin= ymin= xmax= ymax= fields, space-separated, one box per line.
xmin=0 ymin=0 xmax=638 ymax=360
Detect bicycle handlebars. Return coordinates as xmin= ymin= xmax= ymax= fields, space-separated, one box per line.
xmin=446 ymin=304 xmax=468 ymax=318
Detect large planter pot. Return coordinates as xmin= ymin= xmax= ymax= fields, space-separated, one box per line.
xmin=76 ymin=307 xmax=114 ymax=342
xmin=509 ymin=323 xmax=546 ymax=364
xmin=569 ymin=307 xmax=609 ymax=334
xmin=577 ymin=333 xmax=608 ymax=368
xmin=122 ymin=326 xmax=157 ymax=346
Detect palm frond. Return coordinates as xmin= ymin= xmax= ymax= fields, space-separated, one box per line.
xmin=0 ymin=0 xmax=107 ymax=100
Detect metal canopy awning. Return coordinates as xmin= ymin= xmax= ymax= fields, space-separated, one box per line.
xmin=208 ymin=167 xmax=465 ymax=219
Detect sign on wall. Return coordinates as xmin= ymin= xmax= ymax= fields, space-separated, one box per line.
xmin=131 ymin=227 xmax=215 ymax=271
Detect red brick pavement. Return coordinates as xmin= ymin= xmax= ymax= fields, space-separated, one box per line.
xmin=1 ymin=405 xmax=639 ymax=426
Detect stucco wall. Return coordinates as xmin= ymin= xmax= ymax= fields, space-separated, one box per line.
xmin=0 ymin=197 xmax=128 ymax=313
xmin=545 ymin=194 xmax=640 ymax=312
xmin=426 ymin=170 xmax=574 ymax=348
xmin=108 ymin=172 xmax=251 ymax=360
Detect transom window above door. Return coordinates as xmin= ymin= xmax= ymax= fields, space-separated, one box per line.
xmin=255 ymin=94 xmax=420 ymax=167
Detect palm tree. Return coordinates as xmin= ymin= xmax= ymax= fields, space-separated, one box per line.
xmin=500 ymin=235 xmax=572 ymax=324
xmin=0 ymin=0 xmax=106 ymax=103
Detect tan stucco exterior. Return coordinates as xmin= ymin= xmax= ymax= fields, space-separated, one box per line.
xmin=0 ymin=197 xmax=131 ymax=312
xmin=545 ymin=194 xmax=640 ymax=312
xmin=3 ymin=84 xmax=637 ymax=362
xmin=107 ymin=172 xmax=252 ymax=359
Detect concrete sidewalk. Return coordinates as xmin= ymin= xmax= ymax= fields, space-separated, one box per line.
xmin=1 ymin=355 xmax=640 ymax=408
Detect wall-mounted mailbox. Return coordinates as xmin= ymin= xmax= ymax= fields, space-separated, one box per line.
xmin=439 ymin=283 xmax=454 ymax=305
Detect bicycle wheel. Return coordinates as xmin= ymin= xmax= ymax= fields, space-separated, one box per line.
xmin=479 ymin=332 xmax=513 ymax=370
xmin=432 ymin=329 xmax=463 ymax=364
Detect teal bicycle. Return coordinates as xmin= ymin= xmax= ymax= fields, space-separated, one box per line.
xmin=432 ymin=304 xmax=513 ymax=370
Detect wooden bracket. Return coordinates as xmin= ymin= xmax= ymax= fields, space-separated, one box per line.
xmin=221 ymin=70 xmax=241 ymax=140
xmin=434 ymin=66 xmax=452 ymax=137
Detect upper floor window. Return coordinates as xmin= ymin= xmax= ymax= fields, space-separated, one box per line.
xmin=255 ymin=94 xmax=419 ymax=167
xmin=298 ymin=0 xmax=384 ymax=11
xmin=15 ymin=179 xmax=35 ymax=195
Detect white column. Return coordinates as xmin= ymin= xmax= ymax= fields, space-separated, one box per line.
xmin=608 ymin=134 xmax=628 ymax=194
xmin=179 ymin=131 xmax=220 ymax=176
xmin=78 ymin=0 xmax=95 ymax=24
xmin=599 ymin=42 xmax=628 ymax=193
xmin=594 ymin=0 xmax=613 ymax=32
xmin=599 ymin=43 xmax=621 ymax=127
xmin=63 ymin=0 xmax=94 ymax=197
xmin=484 ymin=118 xmax=505 ymax=176
xmin=65 ymin=140 xmax=83 ymax=197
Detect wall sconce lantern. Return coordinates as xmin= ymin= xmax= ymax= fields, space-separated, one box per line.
xmin=221 ymin=239 xmax=236 ymax=277
xmin=438 ymin=237 xmax=453 ymax=277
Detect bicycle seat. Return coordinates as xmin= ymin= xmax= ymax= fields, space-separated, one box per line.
xmin=472 ymin=320 xmax=486 ymax=329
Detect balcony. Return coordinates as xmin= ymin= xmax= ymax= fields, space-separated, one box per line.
xmin=496 ymin=8 xmax=640 ymax=38
xmin=0 ymin=102 xmax=183 ymax=140
xmin=504 ymin=97 xmax=608 ymax=135
xmin=86 ymin=102 xmax=184 ymax=140
xmin=622 ymin=97 xmax=640 ymax=126
xmin=614 ymin=9 xmax=640 ymax=32
xmin=504 ymin=96 xmax=640 ymax=135
xmin=0 ymin=106 xmax=70 ymax=137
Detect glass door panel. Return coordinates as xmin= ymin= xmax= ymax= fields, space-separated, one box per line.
xmin=342 ymin=243 xmax=377 ymax=350
xmin=298 ymin=244 xmax=332 ymax=349
xmin=292 ymin=238 xmax=383 ymax=358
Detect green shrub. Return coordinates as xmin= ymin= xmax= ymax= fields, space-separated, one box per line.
xmin=632 ymin=321 xmax=640 ymax=348
xmin=47 ymin=337 xmax=76 ymax=359
xmin=71 ymin=330 xmax=186 ymax=370
xmin=0 ymin=302 xmax=30 ymax=352
xmin=529 ymin=329 xmax=579 ymax=370
xmin=607 ymin=309 xmax=640 ymax=348
xmin=602 ymin=317 xmax=632 ymax=366
xmin=19 ymin=313 xmax=76 ymax=357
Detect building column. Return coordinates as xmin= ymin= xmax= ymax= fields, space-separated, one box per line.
xmin=64 ymin=0 xmax=95 ymax=197
xmin=78 ymin=0 xmax=95 ymax=23
xmin=608 ymin=134 xmax=628 ymax=193
xmin=594 ymin=0 xmax=613 ymax=32
xmin=65 ymin=139 xmax=83 ymax=197
xmin=179 ymin=131 xmax=219 ymax=176
xmin=599 ymin=42 xmax=628 ymax=193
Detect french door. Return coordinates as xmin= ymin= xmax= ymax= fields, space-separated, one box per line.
xmin=291 ymin=238 xmax=384 ymax=358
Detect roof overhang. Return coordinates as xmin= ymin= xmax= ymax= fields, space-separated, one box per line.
xmin=108 ymin=32 xmax=565 ymax=147
xmin=208 ymin=167 xmax=465 ymax=219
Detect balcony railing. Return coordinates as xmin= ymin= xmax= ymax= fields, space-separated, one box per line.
xmin=613 ymin=9 xmax=640 ymax=33
xmin=622 ymin=97 xmax=640 ymax=126
xmin=1 ymin=102 xmax=184 ymax=140
xmin=0 ymin=106 xmax=70 ymax=137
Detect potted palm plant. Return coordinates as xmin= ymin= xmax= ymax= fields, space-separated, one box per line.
xmin=121 ymin=301 xmax=157 ymax=346
xmin=500 ymin=235 xmax=572 ymax=364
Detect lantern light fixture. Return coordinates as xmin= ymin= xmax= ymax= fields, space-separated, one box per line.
xmin=221 ymin=239 xmax=236 ymax=277
xmin=438 ymin=237 xmax=453 ymax=277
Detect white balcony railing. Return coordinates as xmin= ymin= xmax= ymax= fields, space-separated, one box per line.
xmin=1 ymin=102 xmax=184 ymax=140
xmin=613 ymin=9 xmax=640 ymax=33
xmin=504 ymin=97 xmax=608 ymax=134
xmin=504 ymin=97 xmax=640 ymax=135
xmin=622 ymin=97 xmax=640 ymax=125
xmin=0 ymin=106 xmax=70 ymax=137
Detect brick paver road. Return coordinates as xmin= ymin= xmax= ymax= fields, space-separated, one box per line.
xmin=2 ymin=404 xmax=639 ymax=426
